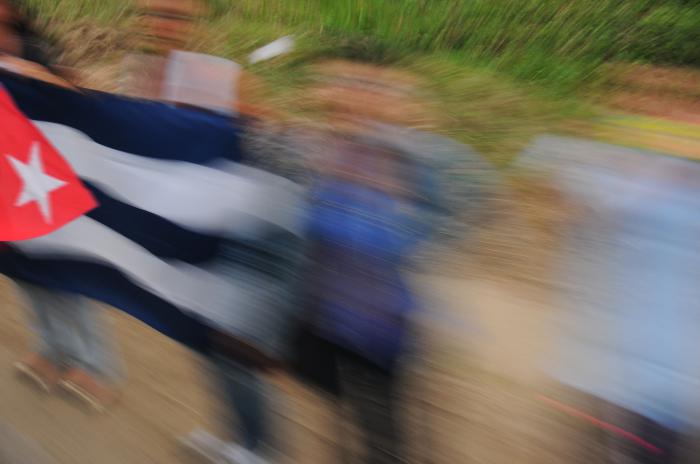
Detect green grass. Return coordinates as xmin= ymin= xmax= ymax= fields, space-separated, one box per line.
xmin=228 ymin=0 xmax=700 ymax=91
xmin=23 ymin=0 xmax=131 ymax=24
xmin=19 ymin=0 xmax=699 ymax=160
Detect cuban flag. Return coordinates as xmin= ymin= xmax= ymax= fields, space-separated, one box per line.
xmin=0 ymin=71 xmax=304 ymax=354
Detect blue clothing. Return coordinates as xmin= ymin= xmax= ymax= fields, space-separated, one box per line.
xmin=307 ymin=178 xmax=430 ymax=367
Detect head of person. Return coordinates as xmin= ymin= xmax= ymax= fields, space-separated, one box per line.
xmin=307 ymin=61 xmax=433 ymax=198
xmin=0 ymin=0 xmax=57 ymax=67
xmin=136 ymin=0 xmax=204 ymax=55
xmin=0 ymin=0 xmax=23 ymax=56
xmin=309 ymin=60 xmax=430 ymax=131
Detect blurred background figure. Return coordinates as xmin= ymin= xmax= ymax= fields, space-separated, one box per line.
xmin=542 ymin=154 xmax=700 ymax=463
xmin=13 ymin=281 xmax=121 ymax=412
xmin=121 ymin=3 xmax=301 ymax=463
xmin=293 ymin=61 xmax=446 ymax=464
xmin=185 ymin=218 xmax=305 ymax=464
xmin=0 ymin=0 xmax=121 ymax=413
xmin=122 ymin=0 xmax=206 ymax=101
xmin=122 ymin=0 xmax=263 ymax=117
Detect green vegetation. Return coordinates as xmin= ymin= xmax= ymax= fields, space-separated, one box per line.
xmin=231 ymin=0 xmax=699 ymax=91
xmin=21 ymin=0 xmax=700 ymax=161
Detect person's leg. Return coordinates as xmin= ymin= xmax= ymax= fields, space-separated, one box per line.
xmin=16 ymin=283 xmax=121 ymax=409
xmin=19 ymin=284 xmax=115 ymax=374
xmin=210 ymin=354 xmax=268 ymax=452
xmin=57 ymin=296 xmax=121 ymax=411
xmin=67 ymin=298 xmax=121 ymax=383
xmin=15 ymin=281 xmax=67 ymax=364
xmin=14 ymin=281 xmax=75 ymax=390
xmin=339 ymin=353 xmax=403 ymax=464
xmin=181 ymin=353 xmax=271 ymax=463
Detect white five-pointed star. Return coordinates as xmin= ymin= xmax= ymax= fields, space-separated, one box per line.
xmin=6 ymin=142 xmax=67 ymax=224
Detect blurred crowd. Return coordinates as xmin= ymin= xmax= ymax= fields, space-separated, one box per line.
xmin=1 ymin=1 xmax=462 ymax=463
xmin=1 ymin=1 xmax=699 ymax=464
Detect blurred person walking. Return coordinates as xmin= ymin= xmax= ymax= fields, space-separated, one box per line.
xmin=293 ymin=61 xmax=447 ymax=464
xmin=121 ymin=2 xmax=302 ymax=463
xmin=538 ymin=146 xmax=700 ymax=464
xmin=0 ymin=0 xmax=121 ymax=412
xmin=302 ymin=141 xmax=418 ymax=464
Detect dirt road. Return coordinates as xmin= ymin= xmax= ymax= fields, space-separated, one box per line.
xmin=0 ymin=272 xmax=585 ymax=464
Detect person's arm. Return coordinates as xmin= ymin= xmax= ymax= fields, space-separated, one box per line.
xmin=0 ymin=55 xmax=73 ymax=89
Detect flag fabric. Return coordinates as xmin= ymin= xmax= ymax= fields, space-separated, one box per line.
xmin=0 ymin=86 xmax=96 ymax=241
xmin=0 ymin=71 xmax=304 ymax=354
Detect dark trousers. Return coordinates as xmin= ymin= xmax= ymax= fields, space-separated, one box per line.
xmin=208 ymin=354 xmax=268 ymax=451
xmin=293 ymin=328 xmax=403 ymax=464
xmin=338 ymin=351 xmax=402 ymax=464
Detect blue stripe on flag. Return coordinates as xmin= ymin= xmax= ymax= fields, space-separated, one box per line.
xmin=0 ymin=250 xmax=213 ymax=353
xmin=0 ymin=71 xmax=303 ymax=353
xmin=84 ymin=182 xmax=221 ymax=264
xmin=0 ymin=71 xmax=243 ymax=163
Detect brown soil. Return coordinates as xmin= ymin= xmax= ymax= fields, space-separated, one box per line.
xmin=0 ymin=274 xmax=591 ymax=464
xmin=604 ymin=64 xmax=700 ymax=125
xmin=607 ymin=91 xmax=700 ymax=125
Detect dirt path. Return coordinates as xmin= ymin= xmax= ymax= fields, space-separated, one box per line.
xmin=0 ymin=273 xmax=580 ymax=464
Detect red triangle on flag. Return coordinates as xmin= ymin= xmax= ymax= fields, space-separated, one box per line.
xmin=0 ymin=86 xmax=97 ymax=241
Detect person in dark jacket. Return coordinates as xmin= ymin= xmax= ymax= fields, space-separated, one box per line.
xmin=302 ymin=130 xmax=438 ymax=464
xmin=292 ymin=60 xmax=451 ymax=464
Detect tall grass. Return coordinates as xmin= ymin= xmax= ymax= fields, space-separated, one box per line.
xmin=228 ymin=0 xmax=700 ymax=91
xmin=24 ymin=0 xmax=699 ymax=91
xmin=20 ymin=0 xmax=697 ymax=158
xmin=23 ymin=0 xmax=131 ymax=23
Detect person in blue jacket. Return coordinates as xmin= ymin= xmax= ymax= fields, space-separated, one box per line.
xmin=300 ymin=130 xmax=440 ymax=464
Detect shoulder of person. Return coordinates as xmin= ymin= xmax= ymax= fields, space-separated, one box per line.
xmin=0 ymin=55 xmax=73 ymax=89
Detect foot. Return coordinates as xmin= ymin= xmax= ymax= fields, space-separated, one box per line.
xmin=221 ymin=445 xmax=271 ymax=464
xmin=179 ymin=429 xmax=269 ymax=464
xmin=59 ymin=367 xmax=117 ymax=413
xmin=14 ymin=353 xmax=61 ymax=392
xmin=179 ymin=428 xmax=230 ymax=463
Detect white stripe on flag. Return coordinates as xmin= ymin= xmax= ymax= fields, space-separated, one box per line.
xmin=12 ymin=216 xmax=275 ymax=332
xmin=33 ymin=121 xmax=303 ymax=237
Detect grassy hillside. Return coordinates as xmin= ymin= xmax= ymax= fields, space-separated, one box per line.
xmin=21 ymin=0 xmax=700 ymax=161
xmin=27 ymin=0 xmax=700 ymax=88
xmin=233 ymin=0 xmax=700 ymax=92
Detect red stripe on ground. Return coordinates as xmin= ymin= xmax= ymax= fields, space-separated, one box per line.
xmin=537 ymin=394 xmax=664 ymax=455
